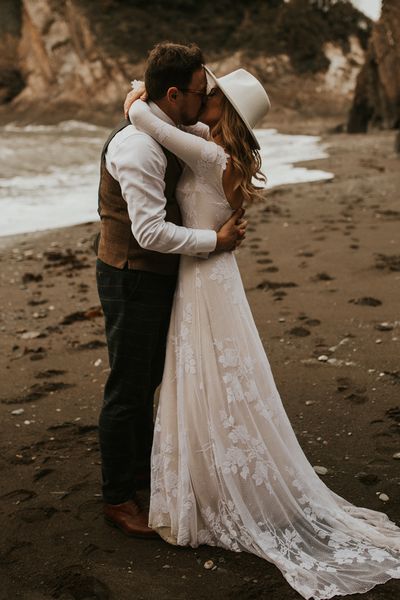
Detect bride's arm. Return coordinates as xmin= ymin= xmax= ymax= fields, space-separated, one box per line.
xmin=129 ymin=101 xmax=225 ymax=173
xmin=183 ymin=121 xmax=210 ymax=140
xmin=124 ymin=83 xmax=209 ymax=139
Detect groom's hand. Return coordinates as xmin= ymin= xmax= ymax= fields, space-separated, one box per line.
xmin=215 ymin=208 xmax=247 ymax=252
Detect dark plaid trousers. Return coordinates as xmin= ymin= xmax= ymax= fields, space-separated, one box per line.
xmin=96 ymin=259 xmax=177 ymax=504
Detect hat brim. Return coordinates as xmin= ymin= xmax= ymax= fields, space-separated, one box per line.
xmin=204 ymin=65 xmax=261 ymax=150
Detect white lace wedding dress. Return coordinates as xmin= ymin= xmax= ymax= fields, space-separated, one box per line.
xmin=129 ymin=101 xmax=400 ymax=599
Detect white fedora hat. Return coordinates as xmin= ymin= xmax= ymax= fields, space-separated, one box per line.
xmin=204 ymin=66 xmax=270 ymax=150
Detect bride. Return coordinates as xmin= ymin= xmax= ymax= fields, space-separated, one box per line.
xmin=127 ymin=67 xmax=400 ymax=599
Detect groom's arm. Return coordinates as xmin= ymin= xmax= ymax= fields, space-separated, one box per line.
xmin=106 ymin=129 xmax=217 ymax=256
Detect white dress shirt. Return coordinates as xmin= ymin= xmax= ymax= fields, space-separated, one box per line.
xmin=105 ymin=102 xmax=217 ymax=256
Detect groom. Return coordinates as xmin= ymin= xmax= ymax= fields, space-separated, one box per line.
xmin=96 ymin=42 xmax=246 ymax=538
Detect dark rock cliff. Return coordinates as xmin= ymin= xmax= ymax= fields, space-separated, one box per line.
xmin=0 ymin=0 xmax=371 ymax=123
xmin=348 ymin=0 xmax=400 ymax=132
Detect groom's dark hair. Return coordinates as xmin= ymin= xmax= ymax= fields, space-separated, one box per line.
xmin=145 ymin=42 xmax=204 ymax=101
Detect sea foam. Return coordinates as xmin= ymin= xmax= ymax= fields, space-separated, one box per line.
xmin=0 ymin=122 xmax=333 ymax=237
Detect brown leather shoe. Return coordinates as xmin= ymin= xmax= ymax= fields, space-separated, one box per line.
xmin=104 ymin=498 xmax=159 ymax=539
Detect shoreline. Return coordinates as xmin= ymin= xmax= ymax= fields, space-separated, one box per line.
xmin=1 ymin=124 xmax=400 ymax=599
xmin=1 ymin=123 xmax=334 ymax=240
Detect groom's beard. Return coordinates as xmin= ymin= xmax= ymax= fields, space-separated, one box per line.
xmin=179 ymin=106 xmax=203 ymax=127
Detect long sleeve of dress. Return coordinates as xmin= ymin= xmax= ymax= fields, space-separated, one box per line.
xmin=183 ymin=121 xmax=210 ymax=140
xmin=129 ymin=101 xmax=228 ymax=183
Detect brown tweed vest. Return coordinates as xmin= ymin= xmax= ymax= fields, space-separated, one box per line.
xmin=96 ymin=120 xmax=182 ymax=274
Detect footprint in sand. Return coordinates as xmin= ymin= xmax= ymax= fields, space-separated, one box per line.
xmin=0 ymin=542 xmax=33 ymax=565
xmin=288 ymin=327 xmax=311 ymax=337
xmin=0 ymin=489 xmax=37 ymax=503
xmin=375 ymin=253 xmax=400 ymax=272
xmin=17 ymin=505 xmax=58 ymax=523
xmin=21 ymin=273 xmax=43 ymax=284
xmin=385 ymin=407 xmax=400 ymax=438
xmin=336 ymin=377 xmax=368 ymax=404
xmin=375 ymin=209 xmax=400 ymax=220
xmin=355 ymin=472 xmax=380 ymax=486
xmin=349 ymin=297 xmax=382 ymax=307
xmin=257 ymin=258 xmax=273 ymax=264
xmin=52 ymin=572 xmax=110 ymax=600
xmin=372 ymin=431 xmax=399 ymax=455
xmin=305 ymin=319 xmax=320 ymax=327
xmin=27 ymin=298 xmax=48 ymax=306
xmin=256 ymin=280 xmax=298 ymax=292
xmin=311 ymin=272 xmax=335 ymax=282
xmin=297 ymin=315 xmax=321 ymax=327
xmin=273 ymin=290 xmax=287 ymax=301
xmin=1 ymin=381 xmax=75 ymax=405
xmin=261 ymin=266 xmax=279 ymax=273
xmin=33 ymin=468 xmax=55 ymax=481
xmin=34 ymin=369 xmax=66 ymax=379
xmin=72 ymin=339 xmax=107 ymax=351
xmin=75 ymin=498 xmax=103 ymax=522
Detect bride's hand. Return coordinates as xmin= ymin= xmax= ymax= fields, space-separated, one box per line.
xmin=124 ymin=81 xmax=148 ymax=119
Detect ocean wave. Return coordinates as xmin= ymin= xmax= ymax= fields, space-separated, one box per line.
xmin=2 ymin=120 xmax=108 ymax=133
xmin=0 ymin=125 xmax=333 ymax=237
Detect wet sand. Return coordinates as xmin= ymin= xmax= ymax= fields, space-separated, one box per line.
xmin=0 ymin=125 xmax=399 ymax=600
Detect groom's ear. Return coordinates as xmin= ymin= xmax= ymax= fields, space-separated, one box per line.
xmin=166 ymin=87 xmax=179 ymax=103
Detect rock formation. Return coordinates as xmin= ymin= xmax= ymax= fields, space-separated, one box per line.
xmin=348 ymin=0 xmax=400 ymax=132
xmin=0 ymin=1 xmax=24 ymax=104
xmin=15 ymin=0 xmax=140 ymax=113
xmin=0 ymin=0 xmax=371 ymax=123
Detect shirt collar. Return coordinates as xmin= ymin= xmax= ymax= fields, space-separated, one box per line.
xmin=148 ymin=101 xmax=176 ymax=127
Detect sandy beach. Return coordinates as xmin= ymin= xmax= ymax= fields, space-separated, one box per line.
xmin=0 ymin=124 xmax=399 ymax=600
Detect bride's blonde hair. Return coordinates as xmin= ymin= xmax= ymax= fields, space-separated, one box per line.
xmin=212 ymin=96 xmax=266 ymax=203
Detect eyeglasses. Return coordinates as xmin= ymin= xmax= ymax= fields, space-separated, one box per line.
xmin=178 ymin=88 xmax=208 ymax=100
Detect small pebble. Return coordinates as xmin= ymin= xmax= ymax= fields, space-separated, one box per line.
xmin=318 ymin=355 xmax=328 ymax=362
xmin=392 ymin=453 xmax=400 ymax=460
xmin=11 ymin=408 xmax=25 ymax=415
xmin=378 ymin=493 xmax=389 ymax=502
xmin=313 ymin=466 xmax=328 ymax=475
xmin=204 ymin=560 xmax=214 ymax=570
xmin=94 ymin=358 xmax=102 ymax=367
xmin=375 ymin=322 xmax=393 ymax=331
xmin=20 ymin=331 xmax=41 ymax=340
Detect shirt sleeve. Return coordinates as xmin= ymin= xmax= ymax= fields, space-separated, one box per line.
xmin=129 ymin=101 xmax=229 ymax=180
xmin=106 ymin=130 xmax=217 ymax=256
